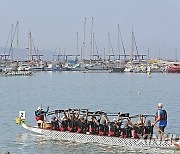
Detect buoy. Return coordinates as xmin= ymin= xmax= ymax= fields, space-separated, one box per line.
xmin=138 ymin=92 xmax=140 ymax=95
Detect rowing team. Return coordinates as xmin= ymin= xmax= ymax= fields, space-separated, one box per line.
xmin=34 ymin=103 xmax=167 ymax=139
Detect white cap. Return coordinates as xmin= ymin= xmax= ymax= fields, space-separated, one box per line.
xmin=157 ymin=103 xmax=163 ymax=108
xmin=37 ymin=106 xmax=42 ymax=110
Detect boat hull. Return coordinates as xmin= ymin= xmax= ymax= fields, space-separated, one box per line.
xmin=22 ymin=123 xmax=179 ymax=150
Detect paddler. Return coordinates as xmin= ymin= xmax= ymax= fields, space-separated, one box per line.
xmin=152 ymin=103 xmax=167 ymax=139
xmin=35 ymin=106 xmax=46 ymax=128
xmin=51 ymin=115 xmax=59 ymax=130
xmin=127 ymin=114 xmax=145 ymax=138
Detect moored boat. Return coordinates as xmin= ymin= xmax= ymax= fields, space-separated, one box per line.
xmin=167 ymin=64 xmax=180 ymax=73
xmin=3 ymin=70 xmax=33 ymax=76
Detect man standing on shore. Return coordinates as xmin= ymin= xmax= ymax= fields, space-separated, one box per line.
xmin=152 ymin=103 xmax=167 ymax=139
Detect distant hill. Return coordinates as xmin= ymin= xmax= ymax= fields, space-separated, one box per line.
xmin=0 ymin=47 xmax=55 ymax=60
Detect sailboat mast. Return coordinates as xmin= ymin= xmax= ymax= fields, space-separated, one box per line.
xmin=104 ymin=48 xmax=106 ymax=61
xmin=28 ymin=32 xmax=33 ymax=61
xmin=93 ymin=33 xmax=95 ymax=60
xmin=118 ymin=24 xmax=120 ymax=60
xmin=16 ymin=21 xmax=19 ymax=61
xmin=131 ymin=28 xmax=134 ymax=61
xmin=90 ymin=17 xmax=93 ymax=60
xmin=108 ymin=33 xmax=110 ymax=57
xmin=83 ymin=17 xmax=86 ymax=60
xmin=133 ymin=31 xmax=139 ymax=61
xmin=119 ymin=27 xmax=126 ymax=60
xmin=10 ymin=24 xmax=14 ymax=61
xmin=76 ymin=32 xmax=79 ymax=56
xmin=108 ymin=33 xmax=114 ymax=60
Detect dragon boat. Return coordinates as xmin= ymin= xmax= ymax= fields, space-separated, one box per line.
xmin=16 ymin=110 xmax=180 ymax=150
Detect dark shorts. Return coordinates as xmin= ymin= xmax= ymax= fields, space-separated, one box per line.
xmin=159 ymin=126 xmax=166 ymax=132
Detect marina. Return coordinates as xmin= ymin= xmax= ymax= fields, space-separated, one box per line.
xmin=1 ymin=0 xmax=180 ymax=153
xmin=1 ymin=58 xmax=180 ymax=75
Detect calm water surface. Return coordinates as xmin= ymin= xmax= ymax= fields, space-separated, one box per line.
xmin=0 ymin=72 xmax=180 ymax=154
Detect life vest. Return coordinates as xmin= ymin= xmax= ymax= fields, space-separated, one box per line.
xmin=51 ymin=121 xmax=59 ymax=130
xmin=133 ymin=130 xmax=139 ymax=138
xmin=35 ymin=110 xmax=44 ymax=121
xmin=156 ymin=110 xmax=167 ymax=120
xmin=68 ymin=121 xmax=74 ymax=132
xmin=35 ymin=115 xmax=44 ymax=121
xmin=144 ymin=126 xmax=153 ymax=134
xmin=77 ymin=121 xmax=85 ymax=133
xmin=121 ymin=127 xmax=132 ymax=138
xmin=60 ymin=125 xmax=66 ymax=131
xmin=60 ymin=120 xmax=68 ymax=131
xmin=99 ymin=124 xmax=105 ymax=135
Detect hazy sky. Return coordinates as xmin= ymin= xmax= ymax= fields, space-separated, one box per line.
xmin=0 ymin=0 xmax=180 ymax=60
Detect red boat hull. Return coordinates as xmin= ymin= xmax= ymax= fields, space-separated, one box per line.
xmin=168 ymin=64 xmax=180 ymax=73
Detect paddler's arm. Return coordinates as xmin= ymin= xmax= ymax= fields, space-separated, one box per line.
xmin=152 ymin=116 xmax=160 ymax=126
xmin=67 ymin=111 xmax=71 ymax=119
xmin=127 ymin=117 xmax=134 ymax=127
xmin=105 ymin=115 xmax=110 ymax=123
xmin=93 ymin=118 xmax=99 ymax=126
xmin=75 ymin=109 xmax=81 ymax=119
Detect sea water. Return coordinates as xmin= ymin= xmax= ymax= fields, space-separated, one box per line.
xmin=0 ymin=72 xmax=180 ymax=154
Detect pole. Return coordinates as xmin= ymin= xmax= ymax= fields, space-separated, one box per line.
xmin=83 ymin=17 xmax=86 ymax=60
xmin=175 ymin=48 xmax=177 ymax=62
xmin=90 ymin=17 xmax=93 ymax=60
xmin=17 ymin=21 xmax=19 ymax=61
xmin=118 ymin=24 xmax=120 ymax=60
xmin=77 ymin=32 xmax=79 ymax=56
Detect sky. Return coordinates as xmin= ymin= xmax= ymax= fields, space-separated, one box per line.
xmin=0 ymin=0 xmax=180 ymax=60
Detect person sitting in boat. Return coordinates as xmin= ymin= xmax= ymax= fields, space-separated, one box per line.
xmin=104 ymin=113 xmax=110 ymax=135
xmin=68 ymin=108 xmax=80 ymax=121
xmin=88 ymin=116 xmax=97 ymax=134
xmin=127 ymin=114 xmax=145 ymax=139
xmin=98 ymin=113 xmax=110 ymax=136
xmin=114 ymin=112 xmax=123 ymax=133
xmin=99 ymin=119 xmax=106 ymax=135
xmin=91 ymin=114 xmax=102 ymax=134
xmin=120 ymin=121 xmax=132 ymax=138
xmin=144 ymin=120 xmax=153 ymax=139
xmin=35 ymin=106 xmax=46 ymax=128
xmin=51 ymin=116 xmax=59 ymax=130
xmin=108 ymin=118 xmax=119 ymax=136
xmin=59 ymin=111 xmax=68 ymax=131
xmin=152 ymin=103 xmax=167 ymax=139
xmin=67 ymin=109 xmax=80 ymax=132
xmin=77 ymin=115 xmax=86 ymax=133
xmin=117 ymin=112 xmax=123 ymax=125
